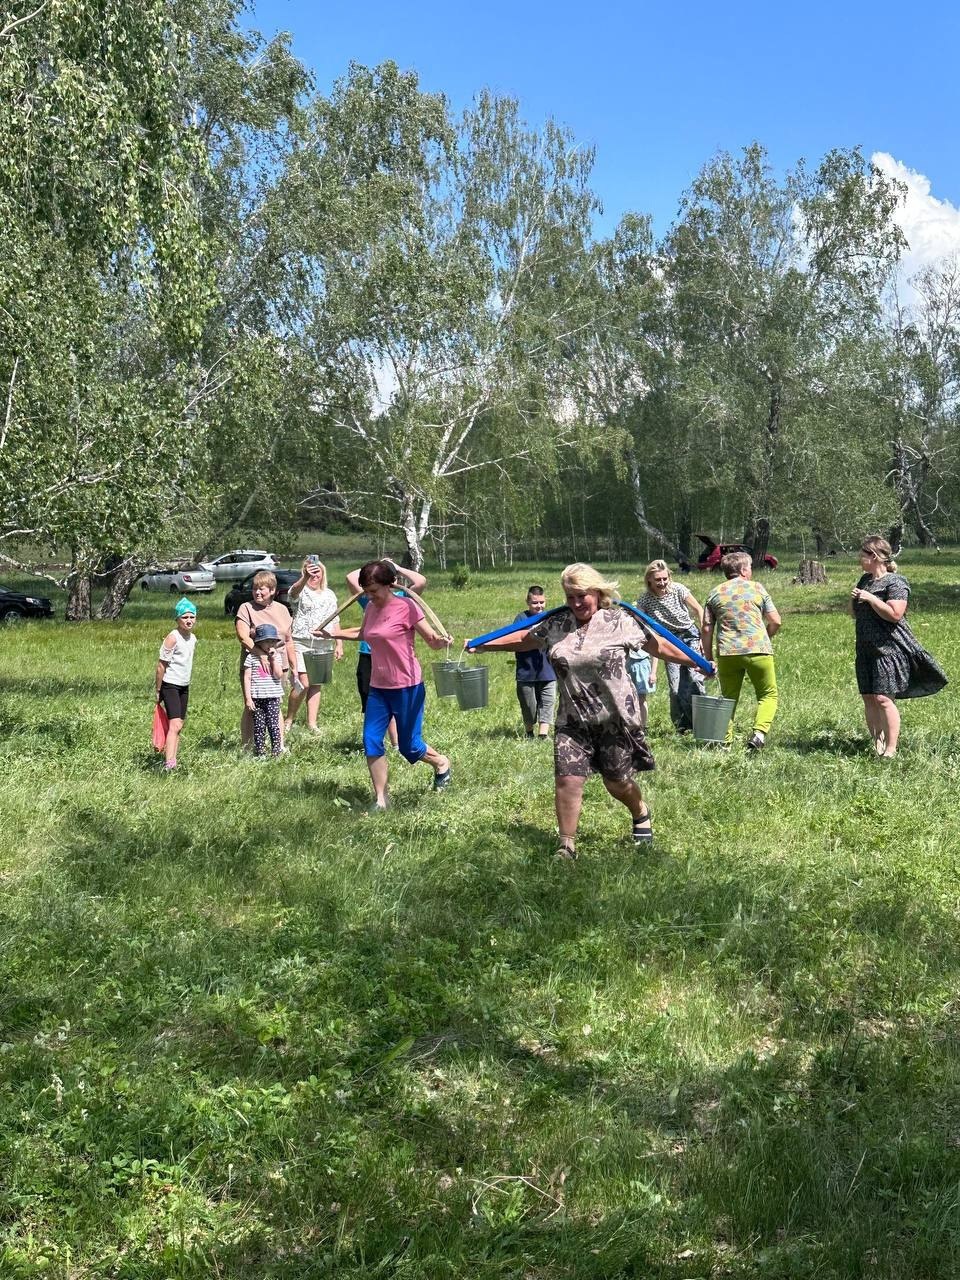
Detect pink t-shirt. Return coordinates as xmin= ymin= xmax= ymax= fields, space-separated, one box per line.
xmin=360 ymin=594 xmax=424 ymax=689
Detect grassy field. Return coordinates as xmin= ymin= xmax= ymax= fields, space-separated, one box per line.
xmin=3 ymin=554 xmax=960 ymax=1278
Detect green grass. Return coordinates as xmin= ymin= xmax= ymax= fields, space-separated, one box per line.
xmin=3 ymin=556 xmax=960 ymax=1277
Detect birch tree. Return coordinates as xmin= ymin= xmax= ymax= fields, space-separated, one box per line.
xmin=300 ymin=76 xmax=603 ymax=568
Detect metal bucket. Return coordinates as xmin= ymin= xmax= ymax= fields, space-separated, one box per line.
xmin=692 ymin=694 xmax=736 ymax=743
xmin=455 ymin=664 xmax=489 ymax=711
xmin=432 ymin=660 xmax=460 ymax=699
xmin=302 ymin=648 xmax=334 ymax=686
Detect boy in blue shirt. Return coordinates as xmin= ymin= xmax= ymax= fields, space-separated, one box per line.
xmin=514 ymin=585 xmax=556 ymax=738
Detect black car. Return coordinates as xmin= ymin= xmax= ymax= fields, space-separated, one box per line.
xmin=224 ymin=570 xmax=299 ymax=617
xmin=0 ymin=585 xmax=55 ymax=623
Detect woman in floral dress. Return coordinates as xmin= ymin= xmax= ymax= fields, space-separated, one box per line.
xmin=469 ymin=563 xmax=707 ymax=858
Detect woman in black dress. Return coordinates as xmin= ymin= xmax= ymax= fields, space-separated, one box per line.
xmin=850 ymin=536 xmax=947 ymax=757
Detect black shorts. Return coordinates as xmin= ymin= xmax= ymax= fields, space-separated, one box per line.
xmin=159 ymin=682 xmax=189 ymax=721
xmin=357 ymin=652 xmax=372 ymax=710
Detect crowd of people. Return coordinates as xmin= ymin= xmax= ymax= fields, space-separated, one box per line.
xmin=154 ymin=536 xmax=947 ymax=853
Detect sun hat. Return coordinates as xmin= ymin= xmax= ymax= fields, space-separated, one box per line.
xmin=175 ymin=597 xmax=197 ymax=617
xmin=253 ymin=623 xmax=280 ymax=644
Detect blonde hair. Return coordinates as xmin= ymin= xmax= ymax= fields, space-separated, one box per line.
xmin=861 ymin=536 xmax=898 ymax=573
xmin=644 ymin=559 xmax=672 ymax=589
xmin=306 ymin=559 xmax=328 ymax=589
xmin=252 ymin=570 xmax=277 ymax=590
xmin=560 ymin=562 xmax=619 ymax=608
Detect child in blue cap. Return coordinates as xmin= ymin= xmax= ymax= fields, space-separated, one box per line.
xmin=243 ymin=623 xmax=285 ymax=758
xmin=155 ymin=597 xmax=197 ymax=770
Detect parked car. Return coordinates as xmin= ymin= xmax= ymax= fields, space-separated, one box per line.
xmin=683 ymin=533 xmax=778 ymax=573
xmin=224 ymin=570 xmax=300 ymax=617
xmin=200 ymin=549 xmax=277 ymax=582
xmin=140 ymin=564 xmax=216 ymax=593
xmin=0 ymin=585 xmax=54 ymax=623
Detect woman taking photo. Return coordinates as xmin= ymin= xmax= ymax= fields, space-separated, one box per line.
xmin=326 ymin=560 xmax=452 ymax=810
xmin=285 ymin=557 xmax=343 ymax=735
xmin=637 ymin=560 xmax=706 ymax=733
xmin=851 ymin=536 xmax=947 ymax=757
xmin=469 ymin=563 xmax=707 ymax=858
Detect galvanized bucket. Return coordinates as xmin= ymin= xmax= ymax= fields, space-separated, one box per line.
xmin=692 ymin=694 xmax=736 ymax=743
xmin=302 ymin=647 xmax=334 ymax=686
xmin=455 ymin=664 xmax=488 ymax=711
xmin=432 ymin=660 xmax=460 ymax=699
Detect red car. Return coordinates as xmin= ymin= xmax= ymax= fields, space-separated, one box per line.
xmin=685 ymin=533 xmax=778 ymax=572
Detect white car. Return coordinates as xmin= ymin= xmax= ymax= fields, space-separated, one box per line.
xmin=140 ymin=564 xmax=216 ymax=593
xmin=199 ymin=549 xmax=277 ymax=582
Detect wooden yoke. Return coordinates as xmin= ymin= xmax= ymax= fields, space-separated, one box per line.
xmin=310 ymin=585 xmax=453 ymax=646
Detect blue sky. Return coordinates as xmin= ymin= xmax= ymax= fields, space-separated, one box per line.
xmin=246 ymin=0 xmax=960 ymax=267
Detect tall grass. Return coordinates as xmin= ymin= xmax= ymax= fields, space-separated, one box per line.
xmin=2 ymin=555 xmax=960 ymax=1277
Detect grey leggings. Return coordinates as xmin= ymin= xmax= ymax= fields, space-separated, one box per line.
xmin=516 ymin=680 xmax=556 ymax=731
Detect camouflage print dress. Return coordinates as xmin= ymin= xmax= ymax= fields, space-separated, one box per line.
xmin=529 ymin=608 xmax=655 ymax=780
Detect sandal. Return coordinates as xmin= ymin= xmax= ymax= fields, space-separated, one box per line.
xmin=553 ymin=838 xmax=578 ymax=862
xmin=632 ymin=807 xmax=654 ymax=846
xmin=433 ymin=765 xmax=452 ymax=791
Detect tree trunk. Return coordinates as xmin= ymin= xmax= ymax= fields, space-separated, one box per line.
xmin=748 ymin=384 xmax=781 ymax=568
xmin=626 ymin=447 xmax=688 ymax=567
xmin=96 ymin=558 xmax=146 ymax=620
xmin=399 ymin=496 xmax=425 ymax=571
xmin=890 ymin=439 xmax=938 ymax=548
xmin=795 ymin=559 xmax=827 ymax=585
xmin=674 ymin=505 xmax=693 ymax=564
xmin=65 ymin=571 xmax=91 ymax=622
xmin=751 ymin=516 xmax=771 ymax=571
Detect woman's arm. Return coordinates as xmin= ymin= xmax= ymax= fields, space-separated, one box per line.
xmin=682 ymin=589 xmax=705 ymax=627
xmin=414 ymin=618 xmax=452 ymax=651
xmin=700 ymin=614 xmax=715 ymax=664
xmin=642 ymin=630 xmax=707 ymax=669
xmin=764 ymin=605 xmax=782 ymax=637
xmin=325 ymin=625 xmax=362 ymax=641
xmin=383 ymin=557 xmax=427 ymax=593
xmin=242 ymin=664 xmax=254 ymax=711
xmin=467 ymin=632 xmax=542 ymax=654
xmin=235 ymin=609 xmax=255 ymax=654
xmin=283 ymin=636 xmax=298 ymax=684
xmin=345 ymin=568 xmax=362 ymax=594
xmin=850 ymin=586 xmax=907 ymax=623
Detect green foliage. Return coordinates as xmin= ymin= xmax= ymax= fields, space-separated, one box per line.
xmin=2 ymin=557 xmax=960 ymax=1276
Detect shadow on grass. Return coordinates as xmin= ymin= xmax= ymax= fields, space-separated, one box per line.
xmin=7 ymin=798 xmax=960 ymax=1276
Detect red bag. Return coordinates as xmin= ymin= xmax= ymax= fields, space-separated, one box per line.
xmin=152 ymin=703 xmax=169 ymax=752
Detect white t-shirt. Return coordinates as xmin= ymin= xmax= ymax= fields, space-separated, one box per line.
xmin=159 ymin=631 xmax=196 ymax=687
xmin=291 ymin=584 xmax=339 ymax=650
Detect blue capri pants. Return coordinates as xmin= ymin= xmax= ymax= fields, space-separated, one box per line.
xmin=363 ymin=683 xmax=428 ymax=763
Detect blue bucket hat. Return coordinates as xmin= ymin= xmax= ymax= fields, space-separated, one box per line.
xmin=175 ymin=597 xmax=197 ymax=618
xmin=253 ymin=623 xmax=280 ymax=644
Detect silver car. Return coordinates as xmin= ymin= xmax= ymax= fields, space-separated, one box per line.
xmin=140 ymin=564 xmax=216 ymax=593
xmin=199 ymin=549 xmax=277 ymax=581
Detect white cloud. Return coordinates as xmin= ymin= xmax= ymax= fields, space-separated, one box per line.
xmin=872 ymin=152 xmax=960 ymax=284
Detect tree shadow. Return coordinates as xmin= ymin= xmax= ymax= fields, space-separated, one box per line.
xmin=8 ymin=797 xmax=960 ymax=1276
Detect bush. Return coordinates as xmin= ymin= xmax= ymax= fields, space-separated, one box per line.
xmin=449 ymin=564 xmax=471 ymax=590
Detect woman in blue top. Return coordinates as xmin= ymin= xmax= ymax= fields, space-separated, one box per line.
xmin=514 ymin=585 xmax=556 ymax=738
xmin=346 ymin=558 xmax=427 ymax=750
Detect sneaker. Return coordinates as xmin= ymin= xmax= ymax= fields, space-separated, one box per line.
xmin=746 ymin=731 xmax=766 ymax=751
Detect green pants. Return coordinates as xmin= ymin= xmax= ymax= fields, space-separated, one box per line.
xmin=716 ymin=654 xmax=778 ymax=741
